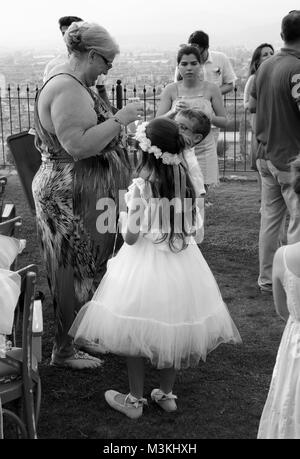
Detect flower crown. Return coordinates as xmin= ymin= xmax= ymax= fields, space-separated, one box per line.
xmin=134 ymin=122 xmax=182 ymax=166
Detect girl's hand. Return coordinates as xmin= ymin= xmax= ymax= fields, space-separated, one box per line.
xmin=174 ymin=99 xmax=189 ymax=112
xmin=118 ymin=211 xmax=128 ymax=236
xmin=116 ymin=102 xmax=144 ymax=126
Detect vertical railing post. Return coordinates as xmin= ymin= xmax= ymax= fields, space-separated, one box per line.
xmin=111 ymin=85 xmax=115 ymax=107
xmin=17 ymin=85 xmax=22 ymax=132
xmin=26 ymin=85 xmax=31 ymax=128
xmin=123 ymin=85 xmax=127 ymax=105
xmin=143 ymin=85 xmax=146 ymax=121
xmin=233 ymin=86 xmax=237 ymax=172
xmin=153 ymin=85 xmax=156 ymax=118
xmin=8 ymin=84 xmax=13 ymax=135
xmin=223 ymin=93 xmax=227 ymax=178
xmin=244 ymin=106 xmax=248 ymax=171
xmin=0 ymin=89 xmax=5 ymax=165
xmin=116 ymin=80 xmax=123 ymax=109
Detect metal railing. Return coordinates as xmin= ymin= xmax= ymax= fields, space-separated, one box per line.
xmin=0 ymin=82 xmax=253 ymax=174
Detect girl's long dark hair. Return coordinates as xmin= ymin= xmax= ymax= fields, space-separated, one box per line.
xmin=135 ymin=117 xmax=197 ymax=252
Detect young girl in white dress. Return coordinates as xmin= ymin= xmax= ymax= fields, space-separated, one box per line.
xmin=257 ymin=155 xmax=300 ymax=439
xmin=70 ymin=117 xmax=241 ymax=419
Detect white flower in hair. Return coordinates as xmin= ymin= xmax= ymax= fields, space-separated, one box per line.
xmin=149 ymin=145 xmax=163 ymax=159
xmin=161 ymin=152 xmax=182 ymax=166
xmin=134 ymin=122 xmax=164 ymax=159
xmin=134 ymin=122 xmax=154 ymax=153
xmin=134 ymin=121 xmax=182 ymax=164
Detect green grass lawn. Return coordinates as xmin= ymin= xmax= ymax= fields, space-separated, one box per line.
xmin=2 ymin=173 xmax=284 ymax=439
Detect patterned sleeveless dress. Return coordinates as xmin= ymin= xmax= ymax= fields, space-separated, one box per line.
xmin=32 ymin=73 xmax=130 ymax=358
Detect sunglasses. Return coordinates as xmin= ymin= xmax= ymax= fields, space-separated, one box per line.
xmin=93 ymin=50 xmax=113 ymax=68
xmin=100 ymin=54 xmax=112 ymax=67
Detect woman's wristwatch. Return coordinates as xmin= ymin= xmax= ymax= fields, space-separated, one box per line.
xmin=112 ymin=116 xmax=125 ymax=127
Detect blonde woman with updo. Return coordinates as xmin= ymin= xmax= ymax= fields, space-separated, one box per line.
xmin=32 ymin=21 xmax=144 ymax=370
xmin=258 ymin=155 xmax=300 ymax=439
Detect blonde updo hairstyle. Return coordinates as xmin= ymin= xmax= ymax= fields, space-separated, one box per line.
xmin=64 ymin=21 xmax=119 ymax=61
xmin=291 ymin=154 xmax=300 ymax=196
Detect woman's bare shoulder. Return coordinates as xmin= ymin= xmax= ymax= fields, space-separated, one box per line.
xmin=41 ymin=73 xmax=92 ymax=109
xmin=162 ymin=82 xmax=178 ymax=94
xmin=44 ymin=72 xmax=83 ymax=93
xmin=285 ymin=243 xmax=300 ymax=277
xmin=205 ymin=80 xmax=221 ymax=94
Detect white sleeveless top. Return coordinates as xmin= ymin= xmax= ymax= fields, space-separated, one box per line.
xmin=282 ymin=246 xmax=300 ymax=321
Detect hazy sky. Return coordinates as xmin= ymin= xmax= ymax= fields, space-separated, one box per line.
xmin=0 ymin=0 xmax=295 ymax=50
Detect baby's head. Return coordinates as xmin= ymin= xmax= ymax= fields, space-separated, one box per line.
xmin=175 ymin=109 xmax=211 ymax=148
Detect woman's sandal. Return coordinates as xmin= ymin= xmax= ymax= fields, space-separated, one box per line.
xmin=151 ymin=388 xmax=177 ymax=412
xmin=104 ymin=391 xmax=147 ymax=419
xmin=50 ymin=350 xmax=103 ymax=369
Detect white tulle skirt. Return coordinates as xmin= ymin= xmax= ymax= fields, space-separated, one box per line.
xmin=70 ymin=237 xmax=241 ymax=369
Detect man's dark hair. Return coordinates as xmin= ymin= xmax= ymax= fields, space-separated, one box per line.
xmin=281 ymin=11 xmax=300 ymax=43
xmin=58 ymin=16 xmax=83 ymax=31
xmin=188 ymin=30 xmax=209 ymax=49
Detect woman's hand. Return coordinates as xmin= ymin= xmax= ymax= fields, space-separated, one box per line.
xmin=116 ymin=102 xmax=144 ymax=126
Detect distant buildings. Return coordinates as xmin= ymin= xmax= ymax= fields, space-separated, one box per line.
xmin=0 ymin=46 xmax=253 ymax=95
xmin=0 ymin=46 xmax=255 ymax=165
xmin=0 ymin=74 xmax=6 ymax=97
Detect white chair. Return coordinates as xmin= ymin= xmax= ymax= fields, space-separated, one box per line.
xmin=0 ymin=265 xmax=41 ymax=439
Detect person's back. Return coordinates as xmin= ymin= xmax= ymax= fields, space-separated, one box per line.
xmin=250 ymin=12 xmax=300 ymax=294
xmin=255 ymin=51 xmax=300 ymax=171
xmin=279 ymin=242 xmax=300 ymax=320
